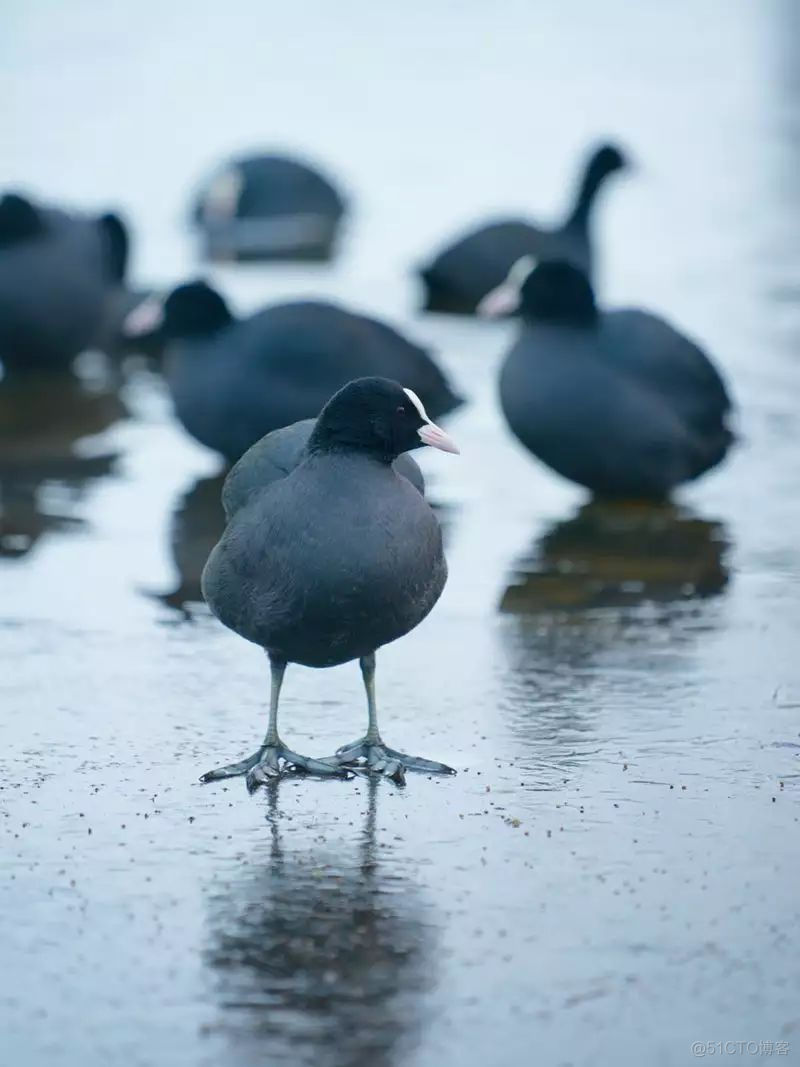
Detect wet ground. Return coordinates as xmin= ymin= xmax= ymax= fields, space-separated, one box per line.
xmin=2 ymin=2 xmax=800 ymax=1065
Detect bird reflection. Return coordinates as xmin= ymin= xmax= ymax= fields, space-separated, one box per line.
xmin=501 ymin=500 xmax=729 ymax=615
xmin=496 ymin=501 xmax=731 ymax=771
xmin=153 ymin=473 xmax=226 ymax=616
xmin=156 ymin=473 xmax=456 ymax=619
xmin=0 ymin=373 xmax=125 ymax=558
xmin=204 ymin=778 xmax=435 ymax=1067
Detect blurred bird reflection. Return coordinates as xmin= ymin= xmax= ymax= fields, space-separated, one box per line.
xmin=0 ymin=374 xmax=125 ymax=558
xmin=496 ymin=503 xmax=731 ymax=774
xmin=501 ymin=500 xmax=730 ymax=615
xmin=153 ymin=473 xmax=226 ymax=617
xmin=204 ymin=779 xmax=434 ymax=1067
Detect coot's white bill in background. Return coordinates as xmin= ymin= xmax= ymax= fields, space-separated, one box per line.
xmin=190 ymin=153 xmax=346 ymax=262
xmin=0 ymin=192 xmax=133 ymax=374
xmin=418 ymin=142 xmax=628 ymax=315
xmin=124 ymin=281 xmax=462 ymax=464
xmin=199 ymin=377 xmax=459 ymax=791
xmin=483 ymin=259 xmax=734 ymax=498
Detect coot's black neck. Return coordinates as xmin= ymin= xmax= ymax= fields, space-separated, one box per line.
xmin=519 ymin=262 xmax=599 ymax=327
xmin=306 ymin=426 xmax=394 ymax=465
xmin=522 ymin=306 xmax=598 ymax=329
xmin=162 ymin=286 xmax=235 ymax=341
xmin=563 ymin=161 xmax=610 ymax=234
xmin=0 ymin=195 xmax=45 ymax=248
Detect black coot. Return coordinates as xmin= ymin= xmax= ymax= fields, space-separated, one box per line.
xmin=418 ymin=143 xmax=627 ymax=315
xmin=200 ymin=377 xmax=459 ymax=789
xmin=191 ymin=153 xmax=346 ymax=261
xmin=484 ymin=260 xmax=734 ymax=498
xmin=127 ymin=281 xmax=461 ymax=464
xmin=0 ymin=192 xmax=131 ymax=373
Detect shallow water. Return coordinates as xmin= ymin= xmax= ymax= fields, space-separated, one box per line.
xmin=2 ymin=2 xmax=800 ymax=1065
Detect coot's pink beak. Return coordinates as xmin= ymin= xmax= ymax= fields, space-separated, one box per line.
xmin=402 ymin=387 xmax=460 ymax=455
xmin=476 ymin=281 xmax=521 ymax=318
xmin=123 ymin=295 xmax=165 ymax=337
xmin=418 ymin=422 xmax=460 ymax=454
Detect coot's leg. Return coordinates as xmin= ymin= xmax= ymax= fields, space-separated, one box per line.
xmin=200 ymin=654 xmax=351 ymax=789
xmin=321 ymin=653 xmax=456 ymax=785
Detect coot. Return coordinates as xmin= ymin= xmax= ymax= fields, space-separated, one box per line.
xmin=200 ymin=377 xmax=459 ymax=789
xmin=191 ymin=153 xmax=346 ymax=261
xmin=127 ymin=281 xmax=462 ymax=463
xmin=483 ymin=259 xmax=734 ymax=498
xmin=419 ymin=142 xmax=627 ymax=314
xmin=0 ymin=192 xmax=131 ymax=373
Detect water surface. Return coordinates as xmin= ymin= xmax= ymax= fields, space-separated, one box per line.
xmin=2 ymin=2 xmax=799 ymax=1065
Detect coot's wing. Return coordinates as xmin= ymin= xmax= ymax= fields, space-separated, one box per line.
xmin=243 ymin=303 xmax=367 ymax=379
xmin=236 ymin=157 xmax=345 ymax=219
xmin=222 ymin=419 xmax=316 ymax=519
xmin=217 ymin=305 xmax=365 ymax=450
xmin=393 ymin=453 xmax=425 ymax=495
xmin=222 ymin=417 xmax=424 ymax=520
xmin=192 ymin=156 xmax=345 ymax=222
xmin=240 ymin=302 xmax=460 ymax=423
xmin=602 ymin=310 xmax=732 ymax=432
xmin=343 ymin=311 xmax=462 ymax=419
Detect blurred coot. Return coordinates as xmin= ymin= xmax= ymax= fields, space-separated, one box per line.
xmin=129 ymin=281 xmax=462 ymax=464
xmin=418 ymin=142 xmax=627 ymax=315
xmin=485 ymin=259 xmax=734 ymax=498
xmin=191 ymin=153 xmax=346 ymax=261
xmin=0 ymin=192 xmax=133 ymax=374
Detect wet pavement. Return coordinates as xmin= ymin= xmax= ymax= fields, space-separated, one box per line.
xmin=2 ymin=2 xmax=800 ymax=1065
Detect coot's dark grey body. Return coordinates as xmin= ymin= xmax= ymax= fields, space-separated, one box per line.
xmin=0 ymin=194 xmax=130 ymax=373
xmin=419 ymin=143 xmax=626 ymax=315
xmin=497 ymin=263 xmax=733 ymax=498
xmin=192 ymin=154 xmax=346 ymax=262
xmin=198 ymin=377 xmax=458 ymax=789
xmin=160 ymin=285 xmax=461 ymax=463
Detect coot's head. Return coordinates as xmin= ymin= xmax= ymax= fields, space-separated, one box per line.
xmin=0 ymin=194 xmax=44 ymax=247
xmin=162 ymin=282 xmax=233 ymax=339
xmin=478 ymin=258 xmax=597 ymax=326
xmin=309 ymin=377 xmax=460 ymax=460
xmin=587 ymin=142 xmax=628 ymax=181
xmin=520 ymin=261 xmax=597 ymax=325
xmin=123 ymin=280 xmax=234 ymax=341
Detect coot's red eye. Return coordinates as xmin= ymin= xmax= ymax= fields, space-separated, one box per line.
xmin=396 ymin=405 xmax=406 ymax=415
